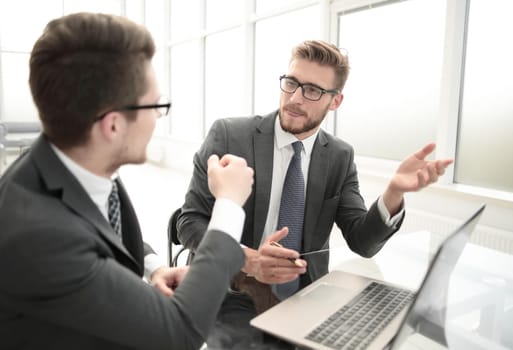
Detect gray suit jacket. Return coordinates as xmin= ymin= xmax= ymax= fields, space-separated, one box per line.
xmin=178 ymin=111 xmax=403 ymax=287
xmin=0 ymin=135 xmax=245 ymax=350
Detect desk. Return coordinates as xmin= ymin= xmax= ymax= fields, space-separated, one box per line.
xmin=211 ymin=230 xmax=512 ymax=350
xmin=330 ymin=230 xmax=513 ymax=350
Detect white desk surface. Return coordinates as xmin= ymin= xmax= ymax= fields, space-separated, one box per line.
xmin=330 ymin=230 xmax=513 ymax=350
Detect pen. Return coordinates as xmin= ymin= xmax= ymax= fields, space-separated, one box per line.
xmin=269 ymin=241 xmax=305 ymax=267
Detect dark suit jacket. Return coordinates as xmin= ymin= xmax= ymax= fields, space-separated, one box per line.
xmin=0 ymin=135 xmax=245 ymax=350
xmin=178 ymin=111 xmax=403 ymax=287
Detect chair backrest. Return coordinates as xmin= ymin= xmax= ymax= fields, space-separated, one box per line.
xmin=0 ymin=143 xmax=5 ymax=174
xmin=0 ymin=123 xmax=7 ymax=141
xmin=0 ymin=124 xmax=8 ymax=173
xmin=0 ymin=121 xmax=42 ymax=149
xmin=2 ymin=122 xmax=42 ymax=134
xmin=168 ymin=208 xmax=182 ymax=246
xmin=167 ymin=208 xmax=194 ymax=267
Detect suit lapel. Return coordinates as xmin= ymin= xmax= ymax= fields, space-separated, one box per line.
xmin=116 ymin=179 xmax=144 ymax=275
xmin=303 ymin=130 xmax=329 ymax=252
xmin=30 ymin=136 xmax=141 ymax=272
xmin=252 ymin=112 xmax=277 ymax=247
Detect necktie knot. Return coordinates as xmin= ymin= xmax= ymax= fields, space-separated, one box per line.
xmin=291 ymin=141 xmax=303 ymax=159
xmin=110 ymin=181 xmax=118 ymax=196
xmin=108 ymin=181 xmax=122 ymax=237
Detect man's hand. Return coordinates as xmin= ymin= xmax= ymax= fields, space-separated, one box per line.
xmin=242 ymin=228 xmax=307 ymax=284
xmin=384 ymin=143 xmax=453 ymax=215
xmin=207 ymin=154 xmax=254 ymax=207
xmin=150 ymin=266 xmax=190 ymax=297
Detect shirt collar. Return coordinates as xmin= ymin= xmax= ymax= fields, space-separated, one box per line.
xmin=49 ymin=143 xmax=114 ymax=201
xmin=274 ymin=113 xmax=319 ymax=157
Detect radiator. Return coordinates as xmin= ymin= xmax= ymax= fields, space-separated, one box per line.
xmin=400 ymin=209 xmax=513 ymax=255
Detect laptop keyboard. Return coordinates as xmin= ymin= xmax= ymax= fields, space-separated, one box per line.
xmin=305 ymin=281 xmax=414 ymax=350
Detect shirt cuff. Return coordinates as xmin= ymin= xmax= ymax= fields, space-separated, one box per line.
xmin=377 ymin=196 xmax=404 ymax=228
xmin=144 ymin=253 xmax=167 ymax=280
xmin=207 ymin=198 xmax=245 ymax=242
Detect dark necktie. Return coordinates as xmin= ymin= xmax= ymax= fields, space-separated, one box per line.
xmin=108 ymin=181 xmax=122 ymax=237
xmin=274 ymin=141 xmax=304 ymax=299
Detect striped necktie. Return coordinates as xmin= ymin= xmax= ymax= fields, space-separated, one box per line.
xmin=108 ymin=180 xmax=122 ymax=237
xmin=274 ymin=141 xmax=304 ymax=299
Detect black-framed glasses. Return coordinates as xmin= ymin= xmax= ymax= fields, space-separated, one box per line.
xmin=279 ymin=75 xmax=339 ymax=101
xmin=96 ymin=96 xmax=171 ymax=120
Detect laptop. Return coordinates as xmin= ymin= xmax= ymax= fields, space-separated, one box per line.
xmin=250 ymin=204 xmax=486 ymax=350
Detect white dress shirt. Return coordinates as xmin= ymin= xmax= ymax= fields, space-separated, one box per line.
xmin=50 ymin=144 xmax=245 ymax=279
xmin=259 ymin=117 xmax=403 ymax=247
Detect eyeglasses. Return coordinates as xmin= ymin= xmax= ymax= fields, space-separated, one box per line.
xmin=279 ymin=75 xmax=339 ymax=101
xmin=96 ymin=96 xmax=171 ymax=120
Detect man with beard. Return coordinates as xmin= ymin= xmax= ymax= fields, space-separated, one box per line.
xmin=176 ymin=40 xmax=453 ymax=349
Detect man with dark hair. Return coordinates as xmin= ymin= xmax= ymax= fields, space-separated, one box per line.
xmin=177 ymin=40 xmax=453 ymax=349
xmin=0 ymin=12 xmax=254 ymax=350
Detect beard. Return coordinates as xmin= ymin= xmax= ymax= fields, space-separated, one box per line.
xmin=279 ymin=103 xmax=330 ymax=135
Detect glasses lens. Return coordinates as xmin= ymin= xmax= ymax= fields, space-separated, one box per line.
xmin=302 ymin=85 xmax=323 ymax=101
xmin=280 ymin=77 xmax=299 ymax=93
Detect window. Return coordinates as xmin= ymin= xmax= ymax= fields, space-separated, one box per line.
xmin=170 ymin=0 xmax=202 ymax=42
xmin=205 ymin=28 xmax=246 ymax=131
xmin=1 ymin=0 xmax=512 ymax=201
xmin=455 ymin=0 xmax=513 ymax=192
xmin=254 ymin=5 xmax=320 ymax=114
xmin=63 ymin=0 xmax=122 ymax=15
xmin=145 ymin=0 xmax=167 ymax=47
xmin=0 ymin=0 xmax=62 ymax=122
xmin=255 ymin=0 xmax=305 ymax=15
xmin=0 ymin=0 xmax=166 ymax=125
xmin=336 ymin=0 xmax=446 ymax=160
xmin=169 ymin=41 xmax=203 ymax=139
xmin=0 ymin=0 xmax=62 ymax=52
xmin=206 ymin=0 xmax=244 ymax=30
xmin=0 ymin=53 xmax=36 ymax=121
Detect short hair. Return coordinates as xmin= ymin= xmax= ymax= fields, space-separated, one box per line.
xmin=29 ymin=12 xmax=156 ymax=148
xmin=290 ymin=40 xmax=350 ymax=91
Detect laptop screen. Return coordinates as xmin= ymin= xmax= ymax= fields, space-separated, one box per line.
xmin=390 ymin=204 xmax=486 ymax=349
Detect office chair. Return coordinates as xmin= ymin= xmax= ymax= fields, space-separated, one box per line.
xmin=0 ymin=122 xmax=41 ymax=151
xmin=0 ymin=121 xmax=42 ymax=170
xmin=167 ymin=207 xmax=194 ymax=267
xmin=0 ymin=143 xmax=5 ymax=174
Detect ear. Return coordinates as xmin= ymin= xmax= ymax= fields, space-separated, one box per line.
xmin=329 ymin=93 xmax=344 ymax=111
xmin=97 ymin=111 xmax=123 ymax=141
